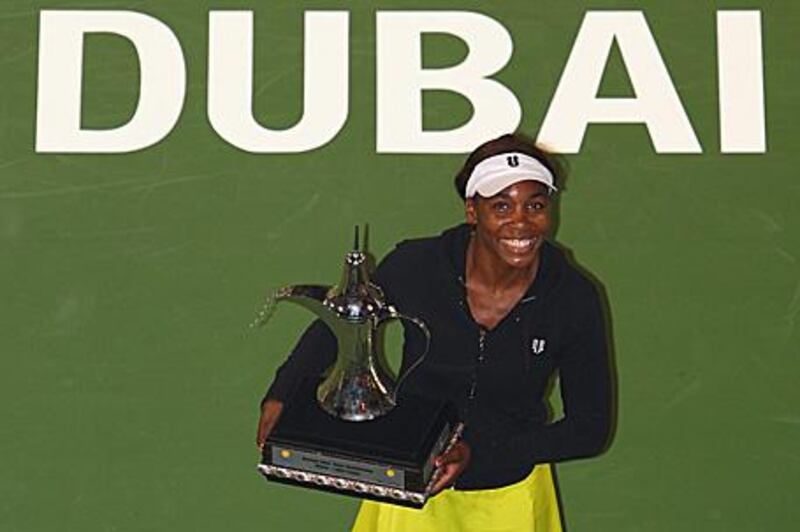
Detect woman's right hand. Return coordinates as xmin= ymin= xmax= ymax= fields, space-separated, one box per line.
xmin=256 ymin=399 xmax=284 ymax=451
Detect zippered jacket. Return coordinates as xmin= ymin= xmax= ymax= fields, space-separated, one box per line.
xmin=264 ymin=224 xmax=613 ymax=490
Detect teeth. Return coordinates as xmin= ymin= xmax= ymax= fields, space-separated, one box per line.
xmin=501 ymin=238 xmax=535 ymax=249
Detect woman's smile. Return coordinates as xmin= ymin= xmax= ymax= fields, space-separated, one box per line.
xmin=499 ymin=236 xmax=539 ymax=252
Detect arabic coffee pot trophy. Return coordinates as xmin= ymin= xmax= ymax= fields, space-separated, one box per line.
xmin=256 ymin=226 xmax=463 ymax=508
xmin=270 ymin=226 xmax=429 ymax=421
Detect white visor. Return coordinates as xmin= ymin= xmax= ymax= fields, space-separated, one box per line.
xmin=465 ymin=152 xmax=557 ymax=198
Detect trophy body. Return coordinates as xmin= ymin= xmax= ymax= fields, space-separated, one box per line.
xmin=256 ymin=230 xmax=462 ymax=508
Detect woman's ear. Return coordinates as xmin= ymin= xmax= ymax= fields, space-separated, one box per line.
xmin=465 ymin=198 xmax=477 ymax=225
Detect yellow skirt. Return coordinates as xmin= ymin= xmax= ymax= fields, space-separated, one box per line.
xmin=351 ymin=465 xmax=562 ymax=532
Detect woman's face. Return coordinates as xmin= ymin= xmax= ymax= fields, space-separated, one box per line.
xmin=466 ymin=180 xmax=552 ymax=270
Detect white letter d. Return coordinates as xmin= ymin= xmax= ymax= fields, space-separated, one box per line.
xmin=36 ymin=10 xmax=186 ymax=153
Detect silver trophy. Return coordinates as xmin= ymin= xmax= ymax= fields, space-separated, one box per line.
xmin=271 ymin=226 xmax=428 ymax=421
xmin=256 ymin=227 xmax=463 ymax=508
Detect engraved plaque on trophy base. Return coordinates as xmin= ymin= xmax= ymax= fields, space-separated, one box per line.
xmin=257 ymin=377 xmax=462 ymax=508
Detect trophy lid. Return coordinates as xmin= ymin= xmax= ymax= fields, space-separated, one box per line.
xmin=323 ymin=226 xmax=386 ymax=323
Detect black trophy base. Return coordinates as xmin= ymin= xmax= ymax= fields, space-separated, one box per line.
xmin=258 ymin=377 xmax=461 ymax=508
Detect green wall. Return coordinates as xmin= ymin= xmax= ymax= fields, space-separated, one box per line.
xmin=1 ymin=1 xmax=797 ymax=530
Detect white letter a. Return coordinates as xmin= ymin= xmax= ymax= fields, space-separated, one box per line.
xmin=538 ymin=11 xmax=701 ymax=154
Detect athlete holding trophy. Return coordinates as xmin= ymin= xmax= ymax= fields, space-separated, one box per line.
xmin=256 ymin=134 xmax=613 ymax=531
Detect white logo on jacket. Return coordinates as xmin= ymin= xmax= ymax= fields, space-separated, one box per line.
xmin=531 ymin=338 xmax=546 ymax=355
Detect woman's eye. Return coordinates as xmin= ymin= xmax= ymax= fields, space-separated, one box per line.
xmin=492 ymin=202 xmax=510 ymax=212
xmin=527 ymin=201 xmax=546 ymax=211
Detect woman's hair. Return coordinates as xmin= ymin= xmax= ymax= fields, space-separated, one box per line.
xmin=453 ymin=133 xmax=562 ymax=200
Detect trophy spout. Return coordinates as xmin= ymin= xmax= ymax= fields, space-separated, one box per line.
xmin=273 ymin=284 xmax=340 ymax=331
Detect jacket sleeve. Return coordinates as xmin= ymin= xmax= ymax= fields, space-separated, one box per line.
xmin=496 ymin=283 xmax=613 ymax=464
xmin=261 ymin=319 xmax=337 ymax=405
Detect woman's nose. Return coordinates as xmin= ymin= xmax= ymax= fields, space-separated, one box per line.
xmin=510 ymin=206 xmax=529 ymax=225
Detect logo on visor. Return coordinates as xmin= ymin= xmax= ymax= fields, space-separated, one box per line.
xmin=507 ymin=155 xmax=519 ymax=167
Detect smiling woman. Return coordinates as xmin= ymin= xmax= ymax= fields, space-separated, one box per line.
xmin=457 ymin=137 xmax=559 ymax=332
xmin=257 ymin=133 xmax=614 ymax=532
xmin=463 ymin=180 xmax=553 ymax=330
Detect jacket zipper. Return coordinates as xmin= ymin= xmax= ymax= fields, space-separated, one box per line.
xmin=467 ymin=328 xmax=487 ymax=401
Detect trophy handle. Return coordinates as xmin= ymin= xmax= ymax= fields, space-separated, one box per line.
xmin=378 ymin=305 xmax=431 ymax=398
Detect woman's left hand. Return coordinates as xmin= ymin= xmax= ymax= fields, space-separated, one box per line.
xmin=430 ymin=441 xmax=471 ymax=495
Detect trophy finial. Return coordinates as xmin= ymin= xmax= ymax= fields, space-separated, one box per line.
xmin=353 ymin=225 xmax=359 ymax=251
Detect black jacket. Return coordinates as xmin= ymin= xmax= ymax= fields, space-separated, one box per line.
xmin=265 ymin=224 xmax=613 ymax=490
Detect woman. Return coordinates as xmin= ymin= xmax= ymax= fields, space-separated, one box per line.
xmin=257 ymin=134 xmax=613 ymax=531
